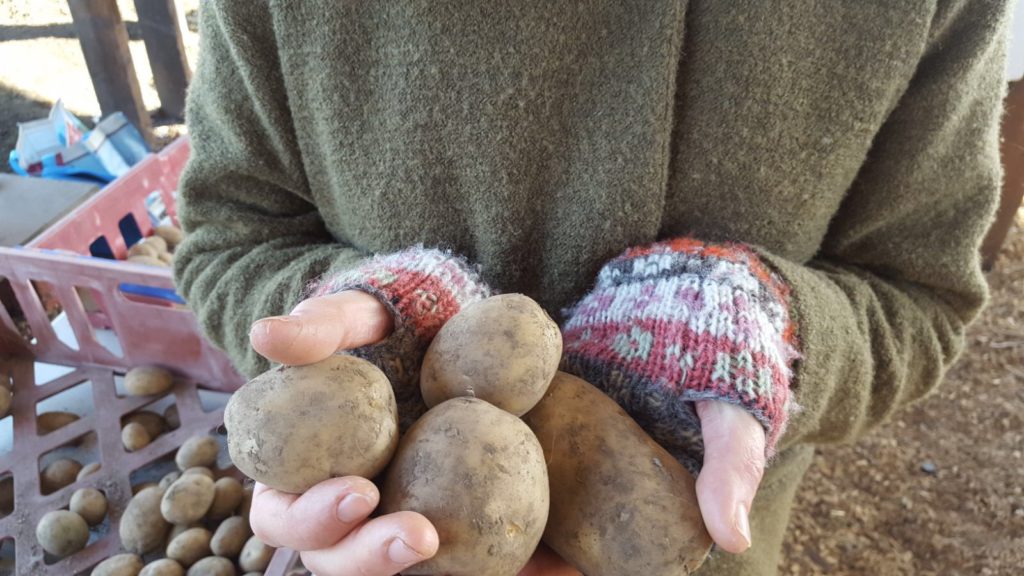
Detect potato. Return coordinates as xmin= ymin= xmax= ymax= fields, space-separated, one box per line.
xmin=167 ymin=523 xmax=201 ymax=545
xmin=161 ymin=474 xmax=215 ymax=524
xmin=77 ymin=462 xmax=101 ymax=481
xmin=127 ymin=255 xmax=167 ymax=267
xmin=225 ymin=355 xmax=399 ymax=494
xmin=154 ymin=225 xmax=184 ymax=248
xmin=207 ymin=477 xmax=244 ymax=520
xmin=421 ymin=294 xmax=561 ymax=416
xmin=158 ymin=252 xmax=175 ymax=265
xmin=0 ymin=386 xmax=10 ymax=418
xmin=125 ymin=366 xmax=174 ymax=396
xmin=91 ymin=553 xmax=144 ymax=576
xmin=41 ymin=458 xmax=82 ymax=493
xmin=37 ymin=411 xmax=79 ymax=435
xmin=133 ymin=482 xmax=159 ymax=495
xmin=175 ymin=436 xmax=219 ymax=471
xmin=128 ymin=242 xmax=159 ymax=258
xmin=522 ymin=372 xmax=713 ymax=575
xmin=381 ymin=397 xmax=548 ymax=576
xmin=166 ymin=527 xmax=212 ymax=568
xmin=70 ymin=487 xmax=107 ymax=525
xmin=164 ymin=404 xmax=181 ymax=429
xmin=186 ymin=557 xmax=235 ymax=576
xmin=140 ymin=559 xmax=185 ymax=576
xmin=36 ymin=510 xmax=89 ymax=557
xmin=120 ymin=486 xmax=171 ymax=554
xmin=122 ymin=422 xmax=152 ymax=452
xmin=159 ymin=471 xmax=182 ymax=489
xmin=238 ymin=536 xmax=274 ymax=572
xmin=211 ymin=515 xmax=251 ymax=559
xmin=182 ymin=467 xmax=214 ymax=479
xmin=142 ymin=235 xmax=168 ymax=253
xmin=0 ymin=475 xmax=12 ymax=516
xmin=238 ymin=484 xmax=254 ymax=520
xmin=125 ymin=411 xmax=167 ymax=438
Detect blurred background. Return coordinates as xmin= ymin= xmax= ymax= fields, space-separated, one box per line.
xmin=1 ymin=1 xmax=1021 ymax=575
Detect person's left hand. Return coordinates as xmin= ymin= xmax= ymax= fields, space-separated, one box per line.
xmin=694 ymin=400 xmax=765 ymax=554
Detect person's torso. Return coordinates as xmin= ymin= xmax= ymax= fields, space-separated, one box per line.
xmin=269 ymin=0 xmax=932 ymax=314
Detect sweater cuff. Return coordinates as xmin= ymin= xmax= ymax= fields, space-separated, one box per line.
xmin=308 ymin=246 xmax=492 ymax=427
xmin=561 ymin=238 xmax=798 ymax=466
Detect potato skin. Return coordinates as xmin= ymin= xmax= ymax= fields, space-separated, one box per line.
xmin=421 ymin=294 xmax=561 ymax=416
xmin=166 ymin=527 xmax=212 ymax=568
xmin=91 ymin=553 xmax=145 ymax=576
xmin=161 ymin=475 xmax=215 ymax=524
xmin=122 ymin=422 xmax=152 ymax=452
xmin=225 ymin=354 xmax=399 ymax=494
xmin=36 ymin=510 xmax=89 ymax=557
xmin=207 ymin=477 xmax=244 ymax=520
xmin=120 ymin=487 xmax=171 ymax=554
xmin=37 ymin=411 xmax=80 ymax=435
xmin=210 ymin=516 xmax=251 ymax=559
xmin=41 ymin=458 xmax=82 ymax=493
xmin=140 ymin=558 xmax=185 ymax=576
xmin=186 ymin=557 xmax=235 ymax=576
xmin=125 ymin=411 xmax=166 ymax=438
xmin=124 ymin=366 xmax=174 ymax=396
xmin=77 ymin=462 xmax=101 ymax=481
xmin=70 ymin=487 xmax=107 ymax=526
xmin=175 ymin=436 xmax=219 ymax=471
xmin=238 ymin=536 xmax=273 ymax=572
xmin=521 ymin=372 xmax=713 ymax=576
xmin=381 ymin=397 xmax=549 ymax=576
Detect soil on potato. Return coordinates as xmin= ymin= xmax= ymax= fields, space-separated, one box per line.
xmin=2 ymin=3 xmax=1021 ymax=575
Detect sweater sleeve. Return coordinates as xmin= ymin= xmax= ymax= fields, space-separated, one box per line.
xmin=759 ymin=0 xmax=1008 ymax=451
xmin=173 ymin=2 xmax=490 ymax=385
xmin=562 ymin=0 xmax=1008 ymax=467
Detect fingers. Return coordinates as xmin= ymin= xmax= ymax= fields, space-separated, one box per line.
xmin=249 ymin=477 xmax=379 ymax=550
xmin=695 ymin=400 xmax=766 ymax=554
xmin=299 ymin=510 xmax=439 ymax=576
xmin=249 ymin=290 xmax=394 ymax=365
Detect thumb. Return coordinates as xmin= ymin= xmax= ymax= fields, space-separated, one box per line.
xmin=250 ymin=290 xmax=393 ymax=366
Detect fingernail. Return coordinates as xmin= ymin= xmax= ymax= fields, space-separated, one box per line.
xmin=736 ymin=503 xmax=752 ymax=550
xmin=337 ymin=493 xmax=374 ymax=523
xmin=388 ymin=537 xmax=426 ymax=564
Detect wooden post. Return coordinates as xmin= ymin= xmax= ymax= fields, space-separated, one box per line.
xmin=982 ymin=78 xmax=1024 ymax=269
xmin=67 ymin=0 xmax=153 ymax=141
xmin=134 ymin=0 xmax=192 ymax=119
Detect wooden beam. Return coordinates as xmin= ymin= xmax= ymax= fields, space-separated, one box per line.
xmin=67 ymin=0 xmax=153 ymax=141
xmin=134 ymin=0 xmax=192 ymax=119
xmin=982 ymin=78 xmax=1024 ymax=269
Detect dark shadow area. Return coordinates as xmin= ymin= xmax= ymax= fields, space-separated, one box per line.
xmin=0 ymin=21 xmax=143 ymax=42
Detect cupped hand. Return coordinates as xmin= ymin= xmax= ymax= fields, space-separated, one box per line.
xmin=694 ymin=400 xmax=766 ymax=554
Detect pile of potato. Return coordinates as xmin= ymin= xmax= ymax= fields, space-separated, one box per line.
xmin=124 ymin=225 xmax=183 ymax=268
xmin=226 ymin=294 xmax=713 ymax=575
xmin=91 ymin=434 xmax=274 ymax=576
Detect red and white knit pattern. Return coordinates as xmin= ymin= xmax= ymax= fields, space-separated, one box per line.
xmin=309 ymin=246 xmax=492 ymax=427
xmin=562 ymin=238 xmax=798 ymax=468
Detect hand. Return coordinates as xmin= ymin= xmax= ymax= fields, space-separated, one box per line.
xmin=249 ymin=291 xmax=441 ymax=575
xmin=249 ymin=478 xmax=439 ymax=575
xmin=694 ymin=400 xmax=766 ymax=554
xmin=249 ymin=290 xmax=393 ymax=365
xmin=517 ymin=544 xmax=581 ymax=576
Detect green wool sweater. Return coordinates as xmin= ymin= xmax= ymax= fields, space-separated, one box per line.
xmin=176 ymin=0 xmax=1009 ymax=453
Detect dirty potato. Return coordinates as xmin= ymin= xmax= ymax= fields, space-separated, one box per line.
xmin=70 ymin=487 xmax=107 ymax=526
xmin=420 ymin=294 xmax=561 ymax=416
xmin=166 ymin=527 xmax=212 ymax=568
xmin=120 ymin=486 xmax=171 ymax=554
xmin=124 ymin=366 xmax=174 ymax=396
xmin=91 ymin=553 xmax=145 ymax=576
xmin=161 ymin=474 xmax=215 ymax=524
xmin=175 ymin=436 xmax=219 ymax=471
xmin=381 ymin=397 xmax=548 ymax=576
xmin=225 ymin=355 xmax=399 ymax=494
xmin=36 ymin=510 xmax=89 ymax=557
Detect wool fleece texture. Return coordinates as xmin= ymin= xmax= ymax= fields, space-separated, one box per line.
xmin=175 ymin=1 xmax=1010 ymax=574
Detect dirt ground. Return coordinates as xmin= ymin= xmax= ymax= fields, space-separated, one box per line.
xmin=1 ymin=2 xmax=1022 ymax=575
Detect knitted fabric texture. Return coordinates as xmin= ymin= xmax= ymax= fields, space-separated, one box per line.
xmin=562 ymin=238 xmax=798 ymax=473
xmin=308 ymin=246 xmax=491 ymax=428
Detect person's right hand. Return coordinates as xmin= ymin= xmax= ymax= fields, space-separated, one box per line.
xmin=248 ymin=290 xmax=440 ymax=575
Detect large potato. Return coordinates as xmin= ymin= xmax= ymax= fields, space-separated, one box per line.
xmin=225 ymin=354 xmax=399 ymax=494
xmin=91 ymin=553 xmax=144 ymax=576
xmin=161 ymin=474 xmax=215 ymax=524
xmin=36 ymin=510 xmax=89 ymax=557
xmin=120 ymin=486 xmax=171 ymax=554
xmin=421 ymin=294 xmax=561 ymax=416
xmin=521 ymin=372 xmax=713 ymax=575
xmin=380 ymin=397 xmax=548 ymax=576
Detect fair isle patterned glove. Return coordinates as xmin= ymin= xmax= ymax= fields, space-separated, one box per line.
xmin=561 ymin=238 xmax=798 ymax=473
xmin=308 ymin=246 xmax=492 ymax=429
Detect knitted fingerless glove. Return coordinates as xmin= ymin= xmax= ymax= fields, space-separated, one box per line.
xmin=561 ymin=238 xmax=798 ymax=473
xmin=307 ymin=246 xmax=492 ymax=428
